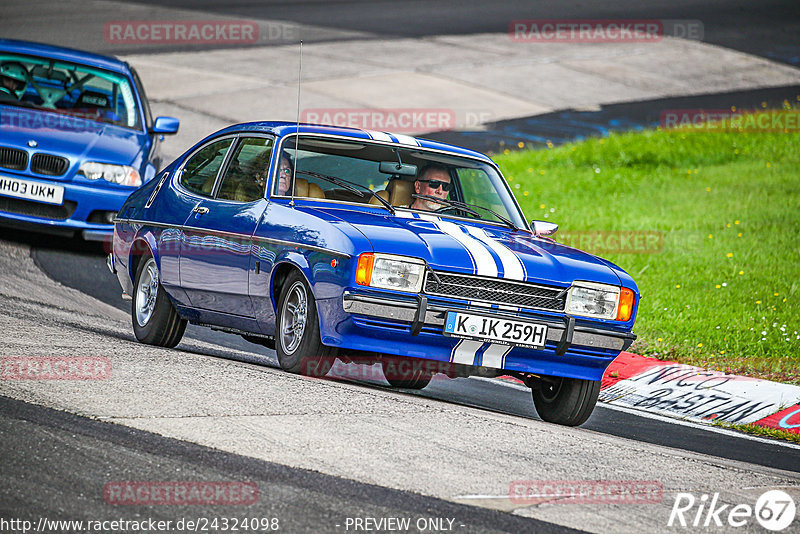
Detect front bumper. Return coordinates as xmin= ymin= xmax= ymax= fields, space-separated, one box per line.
xmin=335 ymin=290 xmax=636 ymax=380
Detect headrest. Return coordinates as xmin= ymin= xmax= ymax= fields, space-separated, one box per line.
xmin=388 ymin=179 xmax=414 ymax=207
xmin=369 ymin=189 xmax=390 ymax=206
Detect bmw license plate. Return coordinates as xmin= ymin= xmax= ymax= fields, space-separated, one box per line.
xmin=443 ymin=311 xmax=547 ymax=349
xmin=0 ymin=174 xmax=64 ymax=205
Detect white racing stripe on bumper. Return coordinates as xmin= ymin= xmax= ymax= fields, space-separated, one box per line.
xmin=451 ymin=339 xmax=484 ymax=365
xmin=481 ymin=343 xmax=512 ymax=369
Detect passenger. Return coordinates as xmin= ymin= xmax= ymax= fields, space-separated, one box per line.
xmin=409 ymin=163 xmax=451 ymax=211
xmin=0 ymin=62 xmax=29 ymax=101
xmin=275 ymin=154 xmax=294 ymax=196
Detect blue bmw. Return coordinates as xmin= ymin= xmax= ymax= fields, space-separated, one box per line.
xmin=110 ymin=122 xmax=639 ymax=426
xmin=0 ymin=39 xmax=179 ymax=240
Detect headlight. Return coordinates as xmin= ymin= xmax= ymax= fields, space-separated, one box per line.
xmin=566 ymin=282 xmax=628 ymax=320
xmin=355 ymin=253 xmax=426 ymax=293
xmin=79 ymin=162 xmax=141 ymax=187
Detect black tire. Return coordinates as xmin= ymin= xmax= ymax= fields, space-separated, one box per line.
xmin=531 ymin=376 xmax=601 ymax=426
xmin=381 ymin=357 xmax=433 ymax=389
xmin=132 ymin=255 xmax=187 ymax=348
xmin=275 ymin=271 xmax=337 ymax=377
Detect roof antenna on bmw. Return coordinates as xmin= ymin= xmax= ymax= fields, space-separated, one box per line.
xmin=290 ymin=40 xmax=302 ymax=207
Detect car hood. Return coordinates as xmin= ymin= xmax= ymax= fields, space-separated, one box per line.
xmin=312 ymin=207 xmax=623 ymax=287
xmin=1 ymin=106 xmax=146 ymax=176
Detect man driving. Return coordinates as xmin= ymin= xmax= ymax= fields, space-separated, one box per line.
xmin=0 ymin=62 xmax=29 ymax=101
xmin=409 ymin=163 xmax=451 ymax=211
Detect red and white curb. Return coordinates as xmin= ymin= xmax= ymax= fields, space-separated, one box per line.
xmin=600 ymin=352 xmax=800 ymax=434
xmin=496 ymin=352 xmax=800 ymax=435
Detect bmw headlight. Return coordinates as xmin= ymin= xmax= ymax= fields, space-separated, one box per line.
xmin=355 ymin=253 xmax=426 ymax=293
xmin=566 ymin=282 xmax=621 ymax=320
xmin=79 ymin=162 xmax=141 ymax=187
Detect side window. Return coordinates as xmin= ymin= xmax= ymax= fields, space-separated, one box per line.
xmin=216 ymin=137 xmax=274 ymax=202
xmin=179 ymin=138 xmax=234 ymax=197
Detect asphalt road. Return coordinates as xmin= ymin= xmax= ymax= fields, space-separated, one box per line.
xmin=10 ymin=227 xmax=798 ymax=474
xmin=0 ymin=395 xmax=574 ymax=534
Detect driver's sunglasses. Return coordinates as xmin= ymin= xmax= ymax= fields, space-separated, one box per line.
xmin=425 ymin=179 xmax=451 ymax=192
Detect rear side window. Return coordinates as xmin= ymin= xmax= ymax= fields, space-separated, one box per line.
xmin=179 ymin=138 xmax=234 ymax=197
xmin=216 ymin=137 xmax=274 ymax=202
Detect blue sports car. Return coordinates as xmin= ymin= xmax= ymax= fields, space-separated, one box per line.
xmin=0 ymin=39 xmax=179 ymax=240
xmin=110 ymin=122 xmax=639 ymax=426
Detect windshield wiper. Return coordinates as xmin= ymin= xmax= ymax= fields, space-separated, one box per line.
xmin=295 ymin=170 xmax=395 ymax=214
xmin=411 ymin=194 xmax=518 ymax=230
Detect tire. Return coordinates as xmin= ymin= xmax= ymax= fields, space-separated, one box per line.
xmin=275 ymin=271 xmax=337 ymax=377
xmin=381 ymin=357 xmax=433 ymax=389
xmin=531 ymin=376 xmax=601 ymax=426
xmin=132 ymin=255 xmax=187 ymax=348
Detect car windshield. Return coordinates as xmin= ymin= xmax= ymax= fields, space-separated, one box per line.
xmin=275 ymin=136 xmax=527 ymax=229
xmin=0 ymin=51 xmax=141 ymax=130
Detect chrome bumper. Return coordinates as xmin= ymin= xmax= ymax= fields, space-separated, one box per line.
xmin=342 ymin=291 xmax=635 ymax=353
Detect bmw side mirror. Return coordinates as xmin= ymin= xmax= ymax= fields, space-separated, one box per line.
xmin=151 ymin=116 xmax=180 ymax=135
xmin=531 ymin=220 xmax=558 ymax=237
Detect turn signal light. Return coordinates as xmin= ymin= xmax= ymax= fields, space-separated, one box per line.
xmin=356 ymin=253 xmax=375 ymax=286
xmin=616 ymin=287 xmax=635 ymax=321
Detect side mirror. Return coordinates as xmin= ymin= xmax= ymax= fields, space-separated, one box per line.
xmin=151 ymin=116 xmax=180 ymax=135
xmin=531 ymin=220 xmax=558 ymax=237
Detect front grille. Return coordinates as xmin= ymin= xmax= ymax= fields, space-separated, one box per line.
xmin=0 ymin=146 xmax=28 ymax=171
xmin=0 ymin=196 xmax=77 ymax=220
xmin=31 ymin=153 xmax=69 ymax=176
xmin=424 ymin=271 xmax=567 ymax=311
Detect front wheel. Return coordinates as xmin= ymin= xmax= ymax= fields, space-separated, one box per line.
xmin=132 ymin=256 xmax=187 ymax=348
xmin=275 ymin=271 xmax=337 ymax=377
xmin=531 ymin=376 xmax=600 ymax=426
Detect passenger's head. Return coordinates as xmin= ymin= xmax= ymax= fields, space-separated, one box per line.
xmin=412 ymin=163 xmax=451 ymax=210
xmin=0 ymin=62 xmax=28 ymax=100
xmin=277 ymin=153 xmax=294 ymax=196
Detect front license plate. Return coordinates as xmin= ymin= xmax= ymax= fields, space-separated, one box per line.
xmin=443 ymin=311 xmax=548 ymax=349
xmin=0 ymin=174 xmax=64 ymax=205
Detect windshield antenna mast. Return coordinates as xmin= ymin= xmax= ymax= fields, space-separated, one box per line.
xmin=290 ymin=40 xmax=303 ymax=207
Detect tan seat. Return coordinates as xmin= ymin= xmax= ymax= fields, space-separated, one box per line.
xmin=370 ymin=179 xmax=414 ymax=207
xmin=292 ymin=178 xmax=325 ymax=199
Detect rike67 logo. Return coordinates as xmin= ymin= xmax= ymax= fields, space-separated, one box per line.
xmin=669 ymin=490 xmax=796 ymax=531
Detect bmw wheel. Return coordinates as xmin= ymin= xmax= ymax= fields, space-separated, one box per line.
xmin=276 ymin=270 xmax=337 ymax=377
xmin=531 ymin=376 xmax=600 ymax=426
xmin=132 ymin=255 xmax=187 ymax=347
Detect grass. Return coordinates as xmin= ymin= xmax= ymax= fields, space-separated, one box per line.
xmin=712 ymin=421 xmax=800 ymax=444
xmin=493 ymin=108 xmax=800 ymax=385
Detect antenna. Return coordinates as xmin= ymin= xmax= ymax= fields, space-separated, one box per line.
xmin=290 ymin=40 xmax=302 ymax=207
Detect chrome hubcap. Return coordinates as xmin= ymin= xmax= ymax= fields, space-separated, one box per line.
xmin=135 ymin=258 xmax=159 ymax=327
xmin=280 ymin=282 xmax=307 ymax=354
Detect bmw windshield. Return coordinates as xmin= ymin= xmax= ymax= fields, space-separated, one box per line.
xmin=0 ymin=51 xmax=141 ymax=130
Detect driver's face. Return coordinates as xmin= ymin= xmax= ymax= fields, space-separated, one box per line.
xmin=277 ymin=157 xmax=292 ymax=195
xmin=415 ymin=170 xmax=450 ymax=207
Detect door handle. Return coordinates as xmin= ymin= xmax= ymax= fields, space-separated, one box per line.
xmin=192 ymin=206 xmax=209 ymax=215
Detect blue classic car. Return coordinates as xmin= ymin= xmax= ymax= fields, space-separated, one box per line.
xmin=0 ymin=39 xmax=179 ymax=240
xmin=110 ymin=122 xmax=638 ymax=426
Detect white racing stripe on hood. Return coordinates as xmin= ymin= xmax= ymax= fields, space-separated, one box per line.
xmin=451 ymin=339 xmax=484 ymax=365
xmin=481 ymin=343 xmax=512 ymax=369
xmin=420 ymin=215 xmax=497 ymax=277
xmin=465 ymin=227 xmax=525 ymax=281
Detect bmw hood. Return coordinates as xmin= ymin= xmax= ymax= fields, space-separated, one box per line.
xmin=1 ymin=106 xmax=146 ymax=177
xmin=314 ymin=207 xmax=623 ymax=288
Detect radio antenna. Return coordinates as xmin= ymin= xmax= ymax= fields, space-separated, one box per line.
xmin=290 ymin=40 xmax=302 ymax=207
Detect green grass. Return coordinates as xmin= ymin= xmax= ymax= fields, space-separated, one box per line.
xmin=712 ymin=421 xmax=800 ymax=444
xmin=494 ymin=109 xmax=800 ymax=384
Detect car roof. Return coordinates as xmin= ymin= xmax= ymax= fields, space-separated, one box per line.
xmin=0 ymin=39 xmax=132 ymax=75
xmin=209 ymin=121 xmax=496 ymax=164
